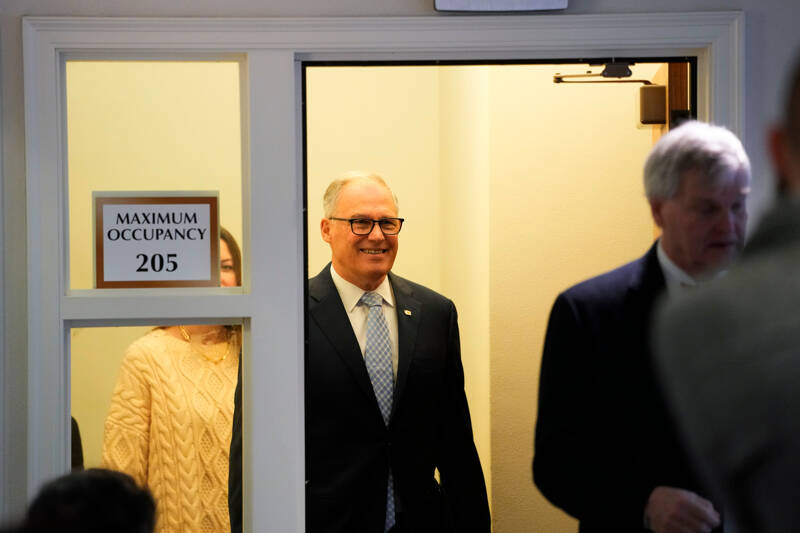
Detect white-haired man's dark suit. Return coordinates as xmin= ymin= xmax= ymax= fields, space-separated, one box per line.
xmin=534 ymin=243 xmax=720 ymax=532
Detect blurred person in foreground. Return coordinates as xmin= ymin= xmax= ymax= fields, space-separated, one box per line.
xmin=3 ymin=468 xmax=155 ymax=533
xmin=654 ymin=52 xmax=800 ymax=533
xmin=104 ymin=227 xmax=242 ymax=533
xmin=533 ymin=121 xmax=751 ymax=532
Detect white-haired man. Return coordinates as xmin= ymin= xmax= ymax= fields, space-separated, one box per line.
xmin=534 ymin=121 xmax=751 ymax=533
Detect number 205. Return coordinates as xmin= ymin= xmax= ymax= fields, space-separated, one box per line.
xmin=136 ymin=253 xmax=178 ymax=273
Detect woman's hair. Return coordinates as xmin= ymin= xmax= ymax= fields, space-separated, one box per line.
xmin=219 ymin=226 xmax=243 ymax=347
xmin=220 ymin=226 xmax=242 ymax=286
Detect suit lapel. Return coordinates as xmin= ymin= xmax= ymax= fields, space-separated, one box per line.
xmin=389 ymin=272 xmax=422 ymax=418
xmin=625 ymin=244 xmax=667 ymax=379
xmin=308 ymin=265 xmax=377 ymax=405
xmin=627 ymin=243 xmax=667 ymax=316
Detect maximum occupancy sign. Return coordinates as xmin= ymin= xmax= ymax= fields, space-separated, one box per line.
xmin=94 ymin=192 xmax=220 ymax=288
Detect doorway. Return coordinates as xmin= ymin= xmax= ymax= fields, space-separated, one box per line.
xmin=304 ymin=59 xmax=695 ymax=532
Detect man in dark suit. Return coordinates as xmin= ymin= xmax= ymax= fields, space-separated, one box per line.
xmin=305 ymin=173 xmax=489 ymax=533
xmin=229 ymin=173 xmax=489 ymax=533
xmin=533 ymin=121 xmax=751 ymax=533
xmin=653 ymin=52 xmax=800 ymax=533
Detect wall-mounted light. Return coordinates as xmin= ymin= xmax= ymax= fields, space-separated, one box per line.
xmin=553 ymin=62 xmax=668 ymax=125
xmin=553 ymin=62 xmax=649 ymax=84
xmin=435 ymin=0 xmax=567 ymax=12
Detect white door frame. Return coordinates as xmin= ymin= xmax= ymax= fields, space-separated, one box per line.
xmin=19 ymin=11 xmax=743 ymax=531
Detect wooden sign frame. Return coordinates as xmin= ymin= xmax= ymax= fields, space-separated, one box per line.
xmin=94 ymin=194 xmax=220 ymax=288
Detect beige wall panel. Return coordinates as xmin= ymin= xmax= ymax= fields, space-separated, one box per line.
xmin=306 ymin=66 xmax=442 ymax=291
xmin=439 ymin=66 xmax=492 ymax=499
xmin=488 ymin=63 xmax=661 ymax=533
xmin=66 ymin=61 xmax=243 ymax=290
xmin=70 ymin=326 xmax=150 ymax=468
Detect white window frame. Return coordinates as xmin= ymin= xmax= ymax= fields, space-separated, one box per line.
xmin=19 ymin=12 xmax=743 ymax=531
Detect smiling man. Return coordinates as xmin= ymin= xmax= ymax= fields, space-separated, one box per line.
xmin=533 ymin=121 xmax=751 ymax=533
xmin=306 ymin=173 xmax=490 ymax=533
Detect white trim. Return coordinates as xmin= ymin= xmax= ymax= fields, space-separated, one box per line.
xmin=24 ymin=17 xmax=69 ymax=493
xmin=20 ymin=12 xmax=744 ymax=532
xmin=23 ymin=12 xmax=746 ymax=132
xmin=0 ymin=26 xmax=6 ymax=513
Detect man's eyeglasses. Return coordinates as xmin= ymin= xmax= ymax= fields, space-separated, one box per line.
xmin=329 ymin=217 xmax=405 ymax=236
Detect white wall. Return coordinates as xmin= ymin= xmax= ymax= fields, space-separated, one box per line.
xmin=3 ymin=0 xmax=800 ymax=522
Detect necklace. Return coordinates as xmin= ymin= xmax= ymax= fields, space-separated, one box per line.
xmin=179 ymin=325 xmax=231 ymax=364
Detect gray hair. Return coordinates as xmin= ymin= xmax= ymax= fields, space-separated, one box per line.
xmin=322 ymin=171 xmax=399 ymax=217
xmin=644 ymin=121 xmax=751 ymax=201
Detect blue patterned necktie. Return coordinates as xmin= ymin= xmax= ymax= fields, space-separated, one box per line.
xmin=360 ymin=291 xmax=396 ymax=532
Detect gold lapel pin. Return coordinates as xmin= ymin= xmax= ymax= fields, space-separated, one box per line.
xmin=404 ymin=309 xmax=412 ymax=316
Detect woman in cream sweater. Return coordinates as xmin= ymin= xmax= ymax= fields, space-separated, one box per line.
xmin=103 ymin=228 xmax=242 ymax=533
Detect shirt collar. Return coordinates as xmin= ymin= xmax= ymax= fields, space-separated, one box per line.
xmin=656 ymin=239 xmax=728 ymax=293
xmin=329 ymin=264 xmax=395 ymax=312
xmin=656 ymin=239 xmax=697 ymax=291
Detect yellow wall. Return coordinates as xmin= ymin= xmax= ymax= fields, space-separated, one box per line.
xmin=66 ymin=61 xmax=244 ymax=290
xmin=70 ymin=326 xmax=150 ymax=468
xmin=488 ymin=64 xmax=661 ymax=532
xmin=67 ymin=61 xmax=244 ymax=467
xmin=438 ymin=66 xmax=492 ymax=500
xmin=306 ymin=66 xmax=443 ymax=289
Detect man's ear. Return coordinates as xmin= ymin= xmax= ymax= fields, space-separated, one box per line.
xmin=320 ymin=218 xmax=332 ymax=244
xmin=649 ymin=199 xmax=664 ymax=228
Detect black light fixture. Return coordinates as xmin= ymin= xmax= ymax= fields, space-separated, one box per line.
xmin=554 ymin=61 xmax=668 ymax=125
xmin=554 ymin=61 xmax=651 ymax=85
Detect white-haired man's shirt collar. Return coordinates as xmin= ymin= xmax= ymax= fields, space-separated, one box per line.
xmin=656 ymin=239 xmax=728 ymax=294
xmin=657 ymin=239 xmax=698 ymax=293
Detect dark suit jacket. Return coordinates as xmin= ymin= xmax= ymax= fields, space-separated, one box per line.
xmin=229 ymin=266 xmax=489 ymax=533
xmin=305 ymin=265 xmax=489 ymax=533
xmin=533 ymin=243 xmax=716 ymax=532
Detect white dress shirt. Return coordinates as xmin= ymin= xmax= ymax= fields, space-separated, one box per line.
xmin=656 ymin=239 xmax=728 ymax=295
xmin=329 ymin=264 xmax=400 ymax=379
xmin=657 ymin=239 xmax=697 ymax=293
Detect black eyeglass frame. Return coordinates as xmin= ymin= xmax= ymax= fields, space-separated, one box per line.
xmin=328 ymin=217 xmax=405 ymax=236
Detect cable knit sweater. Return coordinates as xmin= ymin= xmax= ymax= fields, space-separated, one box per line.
xmin=103 ymin=328 xmax=238 ymax=533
